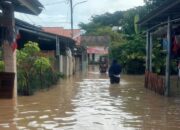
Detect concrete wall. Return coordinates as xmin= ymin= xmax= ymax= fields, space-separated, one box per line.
xmin=60 ymin=55 xmax=77 ymax=77
xmin=2 ymin=41 xmax=17 ymax=98
xmin=59 ymin=55 xmax=63 ymax=74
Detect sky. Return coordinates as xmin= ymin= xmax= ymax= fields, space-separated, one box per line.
xmin=15 ymin=0 xmax=144 ymax=29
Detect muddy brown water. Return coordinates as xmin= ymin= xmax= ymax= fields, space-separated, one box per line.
xmin=0 ymin=65 xmax=180 ymax=130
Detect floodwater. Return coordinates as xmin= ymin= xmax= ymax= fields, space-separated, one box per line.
xmin=1 ymin=66 xmax=180 ymax=130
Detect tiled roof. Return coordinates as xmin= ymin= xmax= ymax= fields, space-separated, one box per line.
xmin=42 ymin=27 xmax=81 ymax=45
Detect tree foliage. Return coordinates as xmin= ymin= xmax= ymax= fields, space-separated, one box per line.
xmin=91 ymin=11 xmax=123 ymax=26
xmin=17 ymin=41 xmax=61 ymax=95
xmin=0 ymin=61 xmax=4 ymax=72
xmin=79 ymin=1 xmax=166 ymax=74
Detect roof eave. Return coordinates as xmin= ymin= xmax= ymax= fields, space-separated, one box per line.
xmin=16 ymin=0 xmax=43 ymax=15
xmin=138 ymin=0 xmax=180 ymax=26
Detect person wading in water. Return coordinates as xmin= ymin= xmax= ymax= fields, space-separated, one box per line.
xmin=108 ymin=59 xmax=122 ymax=84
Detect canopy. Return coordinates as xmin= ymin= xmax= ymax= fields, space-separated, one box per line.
xmin=0 ymin=0 xmax=43 ymax=15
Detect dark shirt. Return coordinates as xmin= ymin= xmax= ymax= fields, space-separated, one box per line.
xmin=108 ymin=63 xmax=121 ymax=77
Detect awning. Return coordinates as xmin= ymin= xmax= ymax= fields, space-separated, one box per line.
xmin=87 ymin=47 xmax=108 ymax=54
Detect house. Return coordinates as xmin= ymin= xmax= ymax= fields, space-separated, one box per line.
xmin=42 ymin=27 xmax=81 ymax=45
xmin=42 ymin=27 xmax=87 ymax=71
xmin=15 ymin=19 xmax=76 ymax=75
xmin=81 ymin=35 xmax=110 ymax=63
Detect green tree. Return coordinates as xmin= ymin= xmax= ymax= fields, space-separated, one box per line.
xmin=33 ymin=57 xmax=51 ymax=88
xmin=110 ymin=34 xmax=146 ymax=74
xmin=0 ymin=61 xmax=4 ymax=72
xmin=79 ymin=6 xmax=148 ymax=74
xmin=91 ymin=11 xmax=123 ymax=26
xmin=17 ymin=41 xmax=54 ymax=95
xmin=17 ymin=41 xmax=40 ymax=95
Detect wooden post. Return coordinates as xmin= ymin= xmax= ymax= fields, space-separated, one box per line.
xmin=56 ymin=36 xmax=60 ymax=56
xmin=149 ymin=33 xmax=153 ymax=72
xmin=146 ymin=31 xmax=150 ymax=71
xmin=165 ymin=16 xmax=171 ymax=96
xmin=56 ymin=37 xmax=61 ymax=72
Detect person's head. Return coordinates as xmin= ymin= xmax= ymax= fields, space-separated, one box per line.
xmin=112 ymin=59 xmax=117 ymax=64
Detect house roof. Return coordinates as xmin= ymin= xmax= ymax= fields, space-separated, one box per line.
xmin=15 ymin=19 xmax=75 ymax=50
xmin=43 ymin=27 xmax=81 ymax=45
xmin=43 ymin=27 xmax=81 ymax=37
xmin=0 ymin=0 xmax=43 ymax=15
xmin=138 ymin=0 xmax=180 ymax=28
xmin=81 ymin=35 xmax=110 ymax=47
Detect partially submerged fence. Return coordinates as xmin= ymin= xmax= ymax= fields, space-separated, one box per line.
xmin=145 ymin=71 xmax=165 ymax=95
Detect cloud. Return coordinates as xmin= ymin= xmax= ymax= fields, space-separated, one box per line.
xmin=15 ymin=0 xmax=144 ymax=28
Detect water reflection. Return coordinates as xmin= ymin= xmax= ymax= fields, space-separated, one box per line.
xmin=0 ymin=66 xmax=180 ymax=130
xmin=0 ymin=99 xmax=17 ymax=130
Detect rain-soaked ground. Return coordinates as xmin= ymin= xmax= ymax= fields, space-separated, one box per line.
xmin=1 ymin=65 xmax=180 ymax=130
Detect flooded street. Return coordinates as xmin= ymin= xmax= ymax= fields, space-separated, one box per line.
xmin=1 ymin=66 xmax=180 ymax=130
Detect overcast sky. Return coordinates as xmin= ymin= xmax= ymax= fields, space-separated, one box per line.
xmin=15 ymin=0 xmax=144 ymax=29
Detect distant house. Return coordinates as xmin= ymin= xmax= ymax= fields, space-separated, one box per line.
xmin=42 ymin=27 xmax=81 ymax=45
xmin=81 ymin=35 xmax=110 ymax=63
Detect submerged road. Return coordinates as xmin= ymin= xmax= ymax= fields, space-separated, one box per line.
xmin=0 ymin=66 xmax=180 ymax=130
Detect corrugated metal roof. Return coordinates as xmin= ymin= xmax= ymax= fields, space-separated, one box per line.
xmin=15 ymin=19 xmax=75 ymax=43
xmin=138 ymin=0 xmax=180 ymax=28
xmin=0 ymin=0 xmax=43 ymax=15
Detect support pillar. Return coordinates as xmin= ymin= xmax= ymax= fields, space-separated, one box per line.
xmin=165 ymin=16 xmax=172 ymax=96
xmin=59 ymin=55 xmax=63 ymax=74
xmin=2 ymin=42 xmax=17 ymax=97
xmin=146 ymin=31 xmax=150 ymax=71
xmin=1 ymin=2 xmax=17 ymax=99
xmin=149 ymin=33 xmax=153 ymax=72
xmin=56 ymin=37 xmax=60 ymax=72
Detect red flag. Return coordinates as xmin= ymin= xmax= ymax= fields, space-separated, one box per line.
xmin=11 ymin=41 xmax=17 ymax=52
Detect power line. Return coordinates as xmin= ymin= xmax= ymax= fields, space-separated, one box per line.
xmin=44 ymin=0 xmax=68 ymax=6
xmin=23 ymin=14 xmax=36 ymax=25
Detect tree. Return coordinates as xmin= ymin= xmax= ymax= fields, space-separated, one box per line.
xmin=17 ymin=41 xmax=52 ymax=95
xmin=33 ymin=57 xmax=51 ymax=89
xmin=0 ymin=61 xmax=4 ymax=72
xmin=110 ymin=34 xmax=146 ymax=74
xmin=17 ymin=41 xmax=40 ymax=95
xmin=91 ymin=11 xmax=123 ymax=26
xmin=79 ymin=6 xmax=148 ymax=74
xmin=119 ymin=6 xmax=147 ymax=35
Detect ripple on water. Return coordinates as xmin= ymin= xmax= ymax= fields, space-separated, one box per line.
xmin=20 ymin=111 xmax=39 ymax=114
xmin=39 ymin=115 xmax=49 ymax=119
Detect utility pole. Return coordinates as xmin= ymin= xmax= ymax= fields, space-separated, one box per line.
xmin=70 ymin=0 xmax=73 ymax=38
xmin=70 ymin=0 xmax=87 ymax=38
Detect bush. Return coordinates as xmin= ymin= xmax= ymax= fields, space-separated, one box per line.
xmin=126 ymin=59 xmax=145 ymax=74
xmin=17 ymin=41 xmax=63 ymax=96
xmin=0 ymin=61 xmax=5 ymax=72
